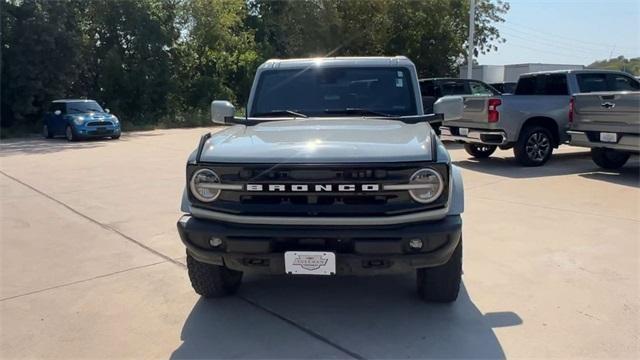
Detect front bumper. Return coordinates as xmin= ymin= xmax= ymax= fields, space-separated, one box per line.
xmin=440 ymin=126 xmax=508 ymax=146
xmin=75 ymin=125 xmax=121 ymax=138
xmin=177 ymin=214 xmax=462 ymax=275
xmin=568 ymin=130 xmax=640 ymax=153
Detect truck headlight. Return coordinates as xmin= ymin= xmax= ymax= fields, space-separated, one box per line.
xmin=408 ymin=168 xmax=444 ymax=204
xmin=190 ymin=169 xmax=221 ymax=202
xmin=73 ymin=116 xmax=85 ymax=125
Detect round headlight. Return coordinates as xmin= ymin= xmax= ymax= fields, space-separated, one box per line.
xmin=73 ymin=116 xmax=85 ymax=125
xmin=190 ymin=169 xmax=221 ymax=202
xmin=408 ymin=168 xmax=444 ymax=204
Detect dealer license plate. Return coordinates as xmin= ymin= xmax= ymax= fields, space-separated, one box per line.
xmin=599 ymin=132 xmax=617 ymax=143
xmin=459 ymin=127 xmax=469 ymax=136
xmin=284 ymin=251 xmax=336 ymax=275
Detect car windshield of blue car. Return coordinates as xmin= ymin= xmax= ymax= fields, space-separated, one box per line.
xmin=67 ymin=101 xmax=104 ymax=114
xmin=251 ymin=67 xmax=417 ymax=118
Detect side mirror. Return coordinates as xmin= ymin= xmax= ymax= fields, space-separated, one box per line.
xmin=211 ymin=100 xmax=235 ymax=125
xmin=105 ymin=108 xmax=110 ymax=113
xmin=54 ymin=110 xmax=62 ymax=116
xmin=433 ymin=96 xmax=464 ymax=121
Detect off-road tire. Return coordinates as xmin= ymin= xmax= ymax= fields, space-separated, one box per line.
xmin=464 ymin=143 xmax=497 ymax=158
xmin=43 ymin=124 xmax=53 ymax=139
xmin=591 ymin=148 xmax=630 ymax=169
xmin=186 ymin=252 xmax=243 ymax=298
xmin=416 ymin=238 xmax=462 ymax=303
xmin=513 ymin=126 xmax=554 ymax=166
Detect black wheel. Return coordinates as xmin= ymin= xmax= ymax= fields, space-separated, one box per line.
xmin=416 ymin=237 xmax=462 ymax=303
xmin=42 ymin=124 xmax=53 ymax=139
xmin=186 ymin=252 xmax=243 ymax=298
xmin=514 ymin=126 xmax=553 ymax=166
xmin=65 ymin=125 xmax=76 ymax=142
xmin=111 ymin=134 xmax=121 ymax=140
xmin=464 ymin=143 xmax=497 ymax=158
xmin=591 ymin=148 xmax=630 ymax=169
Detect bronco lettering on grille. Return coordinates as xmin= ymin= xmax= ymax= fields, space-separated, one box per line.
xmin=246 ymin=184 xmax=380 ymax=192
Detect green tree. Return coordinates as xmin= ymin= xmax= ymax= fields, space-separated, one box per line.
xmin=588 ymin=56 xmax=640 ymax=76
xmin=85 ymin=0 xmax=178 ymax=123
xmin=174 ymin=0 xmax=259 ymax=111
xmin=1 ymin=0 xmax=88 ymax=128
xmin=1 ymin=0 xmax=509 ymax=134
xmin=248 ymin=0 xmax=509 ymax=77
xmin=249 ymin=0 xmax=342 ymax=58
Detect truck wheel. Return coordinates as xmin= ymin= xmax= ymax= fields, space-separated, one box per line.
xmin=591 ymin=148 xmax=630 ymax=169
xmin=513 ymin=126 xmax=553 ymax=166
xmin=186 ymin=252 xmax=243 ymax=298
xmin=416 ymin=237 xmax=462 ymax=303
xmin=464 ymin=143 xmax=497 ymax=158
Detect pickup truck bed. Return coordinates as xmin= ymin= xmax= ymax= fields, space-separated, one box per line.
xmin=568 ymin=91 xmax=639 ymax=169
xmin=568 ymin=91 xmax=640 ymax=152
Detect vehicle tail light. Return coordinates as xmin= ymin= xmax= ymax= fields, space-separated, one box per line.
xmin=487 ymin=98 xmax=501 ymax=123
xmin=569 ymin=96 xmax=575 ymax=124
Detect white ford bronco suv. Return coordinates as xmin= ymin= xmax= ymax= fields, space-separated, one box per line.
xmin=177 ymin=57 xmax=465 ymax=302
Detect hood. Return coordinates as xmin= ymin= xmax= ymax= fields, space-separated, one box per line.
xmin=71 ymin=112 xmax=113 ymax=119
xmin=199 ymin=118 xmax=434 ymax=163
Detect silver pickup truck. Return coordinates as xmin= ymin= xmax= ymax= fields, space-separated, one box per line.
xmin=440 ymin=70 xmax=640 ymax=166
xmin=568 ymin=91 xmax=640 ymax=169
xmin=177 ymin=57 xmax=466 ymax=303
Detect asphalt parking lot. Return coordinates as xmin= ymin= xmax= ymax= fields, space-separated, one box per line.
xmin=1 ymin=128 xmax=638 ymax=359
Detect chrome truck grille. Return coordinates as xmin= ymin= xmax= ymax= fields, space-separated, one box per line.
xmin=187 ymin=163 xmax=449 ymax=217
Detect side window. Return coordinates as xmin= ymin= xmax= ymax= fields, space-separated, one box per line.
xmin=50 ymin=103 xmax=64 ymax=114
xmin=515 ymin=76 xmax=537 ymax=95
xmin=439 ymin=81 xmax=469 ymax=96
xmin=576 ymin=73 xmax=609 ymax=92
xmin=609 ymin=74 xmax=640 ymax=91
xmin=419 ymin=81 xmax=436 ymax=97
xmin=469 ymin=81 xmax=495 ymax=95
xmin=543 ymin=74 xmax=568 ymax=95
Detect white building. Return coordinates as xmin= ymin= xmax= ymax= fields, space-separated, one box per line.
xmin=459 ymin=63 xmax=585 ymax=83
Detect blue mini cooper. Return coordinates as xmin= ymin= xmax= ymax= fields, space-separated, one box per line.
xmin=43 ymin=99 xmax=121 ymax=141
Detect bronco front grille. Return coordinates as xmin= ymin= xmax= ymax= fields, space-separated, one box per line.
xmin=187 ymin=163 xmax=448 ymax=217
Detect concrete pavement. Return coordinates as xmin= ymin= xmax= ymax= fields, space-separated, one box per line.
xmin=1 ymin=128 xmax=638 ymax=359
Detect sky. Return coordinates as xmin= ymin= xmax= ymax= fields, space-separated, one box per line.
xmin=476 ymin=0 xmax=640 ymax=66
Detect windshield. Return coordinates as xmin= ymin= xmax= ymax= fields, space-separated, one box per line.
xmin=66 ymin=101 xmax=104 ymax=114
xmin=251 ymin=67 xmax=417 ymax=117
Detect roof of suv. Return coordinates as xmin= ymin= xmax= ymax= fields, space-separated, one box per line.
xmin=419 ymin=78 xmax=482 ymax=82
xmin=521 ymin=69 xmax=631 ymax=77
xmin=52 ymin=99 xmax=97 ymax=103
xmin=258 ymin=56 xmax=414 ymax=69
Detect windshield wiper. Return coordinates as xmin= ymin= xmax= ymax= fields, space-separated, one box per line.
xmin=324 ymin=108 xmax=392 ymax=117
xmin=252 ymin=110 xmax=308 ymax=118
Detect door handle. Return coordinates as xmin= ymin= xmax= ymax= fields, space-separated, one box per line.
xmin=601 ymin=102 xmax=615 ymax=109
